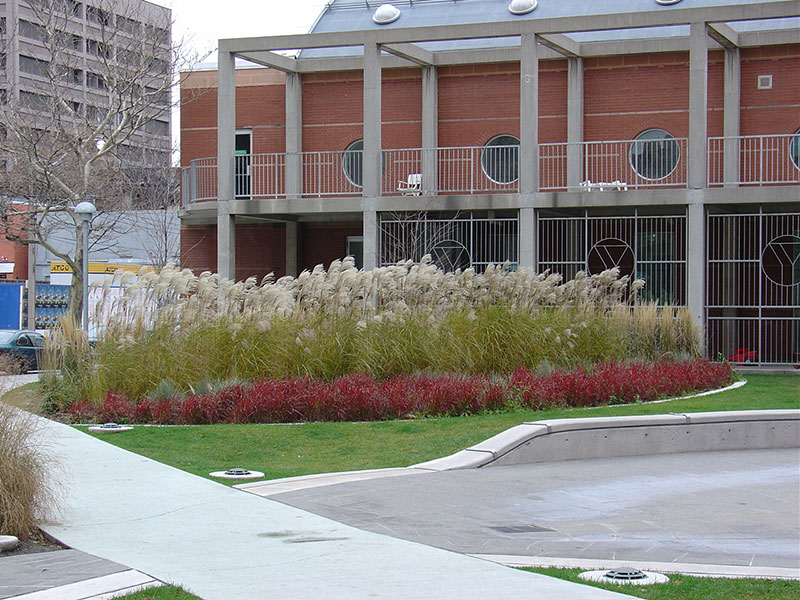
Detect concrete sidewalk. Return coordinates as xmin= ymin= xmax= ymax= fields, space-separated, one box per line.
xmin=32 ymin=417 xmax=630 ymax=600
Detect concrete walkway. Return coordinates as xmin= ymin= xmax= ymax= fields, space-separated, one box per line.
xmin=31 ymin=416 xmax=629 ymax=600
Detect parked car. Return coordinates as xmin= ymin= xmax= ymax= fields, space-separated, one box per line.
xmin=0 ymin=330 xmax=46 ymax=373
xmin=727 ymin=347 xmax=757 ymax=364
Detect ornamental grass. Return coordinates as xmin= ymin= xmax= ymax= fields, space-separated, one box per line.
xmin=41 ymin=257 xmax=703 ymax=411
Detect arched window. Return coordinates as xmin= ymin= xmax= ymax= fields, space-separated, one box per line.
xmin=480 ymin=135 xmax=520 ymax=184
xmin=629 ymin=129 xmax=680 ymax=180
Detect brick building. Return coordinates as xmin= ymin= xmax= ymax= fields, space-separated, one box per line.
xmin=179 ymin=0 xmax=800 ymax=365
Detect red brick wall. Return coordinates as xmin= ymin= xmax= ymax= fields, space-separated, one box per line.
xmin=181 ymin=226 xmax=217 ymax=275
xmin=181 ymin=47 xmax=800 ymax=158
xmin=235 ymin=223 xmax=286 ymax=282
xmin=300 ymin=222 xmax=362 ymax=272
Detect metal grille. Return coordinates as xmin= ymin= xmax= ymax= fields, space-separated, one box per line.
xmin=707 ymin=210 xmax=800 ymax=365
xmin=379 ymin=212 xmax=518 ymax=273
xmin=538 ymin=210 xmax=687 ymax=305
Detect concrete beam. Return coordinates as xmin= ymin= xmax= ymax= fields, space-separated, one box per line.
xmin=537 ymin=34 xmax=581 ymax=58
xmin=687 ymin=198 xmax=705 ymax=328
xmin=216 ymin=50 xmax=236 ymax=280
xmin=220 ymin=2 xmax=798 ymax=52
xmin=381 ymin=43 xmax=435 ymax=66
xmin=723 ymin=48 xmax=741 ymax=187
xmin=688 ymin=22 xmax=708 ymax=190
xmin=285 ymin=72 xmax=303 ymax=198
xmin=706 ymin=22 xmax=739 ymax=49
xmin=422 ymin=66 xmax=438 ymax=195
xmin=236 ymin=50 xmax=299 ymax=72
xmin=519 ymin=33 xmax=539 ymax=195
xmin=363 ymin=41 xmax=382 ymax=199
xmin=566 ymin=57 xmax=584 ymax=189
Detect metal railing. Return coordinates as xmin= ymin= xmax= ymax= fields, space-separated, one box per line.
xmin=180 ymin=134 xmax=799 ymax=204
xmin=708 ymin=134 xmax=800 ymax=187
xmin=182 ymin=157 xmax=217 ymax=205
xmin=540 ymin=139 xmax=689 ymax=191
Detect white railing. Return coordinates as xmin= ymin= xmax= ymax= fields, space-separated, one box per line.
xmin=438 ymin=145 xmax=520 ymax=194
xmin=540 ymin=139 xmax=688 ymax=191
xmin=182 ymin=157 xmax=217 ymax=204
xmin=301 ymin=150 xmax=362 ymax=197
xmin=708 ymin=134 xmax=800 ymax=187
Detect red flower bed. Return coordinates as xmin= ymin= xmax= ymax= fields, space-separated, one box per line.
xmin=73 ymin=359 xmax=734 ymax=425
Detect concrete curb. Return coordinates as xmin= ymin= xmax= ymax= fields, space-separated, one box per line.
xmin=8 ymin=569 xmax=161 ymax=600
xmin=412 ymin=409 xmax=800 ymax=471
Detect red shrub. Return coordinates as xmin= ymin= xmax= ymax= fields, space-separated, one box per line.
xmin=69 ymin=359 xmax=734 ymax=425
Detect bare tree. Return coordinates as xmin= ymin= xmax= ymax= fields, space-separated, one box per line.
xmin=0 ymin=0 xmax=192 ymax=321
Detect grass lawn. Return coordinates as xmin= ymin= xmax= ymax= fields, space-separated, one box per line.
xmin=521 ymin=567 xmax=800 ymax=600
xmin=65 ymin=373 xmax=798 ymax=484
xmin=112 ymin=586 xmax=200 ymax=600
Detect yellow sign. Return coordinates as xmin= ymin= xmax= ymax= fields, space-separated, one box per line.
xmin=49 ymin=262 xmax=146 ymax=275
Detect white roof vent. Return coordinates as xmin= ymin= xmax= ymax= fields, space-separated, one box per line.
xmin=373 ymin=4 xmax=400 ymax=25
xmin=509 ymin=0 xmax=537 ymax=15
xmin=655 ymin=0 xmax=683 ymax=5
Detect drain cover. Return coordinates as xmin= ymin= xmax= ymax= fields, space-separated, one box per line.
xmin=579 ymin=569 xmax=669 ymax=586
xmin=209 ymin=468 xmax=265 ymax=480
xmin=225 ymin=468 xmax=251 ymax=476
xmin=605 ymin=568 xmax=647 ymax=581
xmin=88 ymin=423 xmax=133 ymax=434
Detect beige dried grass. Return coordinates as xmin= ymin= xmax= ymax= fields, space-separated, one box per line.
xmin=0 ymin=404 xmax=58 ymax=539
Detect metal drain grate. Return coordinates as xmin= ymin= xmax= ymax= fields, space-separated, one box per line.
xmin=489 ymin=524 xmax=553 ymax=534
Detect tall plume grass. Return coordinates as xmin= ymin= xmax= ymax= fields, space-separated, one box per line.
xmin=0 ymin=405 xmax=58 ymax=539
xmin=41 ymin=258 xmax=703 ymax=408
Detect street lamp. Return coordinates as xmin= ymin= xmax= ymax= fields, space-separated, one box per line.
xmin=75 ymin=201 xmax=96 ymax=333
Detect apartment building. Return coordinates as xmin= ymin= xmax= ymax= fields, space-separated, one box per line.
xmin=179 ymin=0 xmax=800 ymax=365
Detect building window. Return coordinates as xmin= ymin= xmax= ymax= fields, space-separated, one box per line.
xmin=790 ymin=129 xmax=800 ymax=170
xmin=19 ymin=20 xmax=45 ymax=42
xmin=629 ymin=128 xmax=680 ymax=180
xmin=481 ymin=135 xmax=520 ymax=184
xmin=19 ymin=55 xmax=48 ymax=77
xmin=342 ymin=140 xmax=364 ymax=186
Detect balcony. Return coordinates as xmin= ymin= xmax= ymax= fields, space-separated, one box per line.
xmin=181 ymin=135 xmax=799 ymax=206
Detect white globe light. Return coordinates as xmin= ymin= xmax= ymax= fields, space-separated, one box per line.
xmin=373 ymin=4 xmax=401 ymax=25
xmin=508 ymin=0 xmax=538 ymax=16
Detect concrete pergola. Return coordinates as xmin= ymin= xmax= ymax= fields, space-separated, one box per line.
xmin=212 ymin=0 xmax=799 ymax=326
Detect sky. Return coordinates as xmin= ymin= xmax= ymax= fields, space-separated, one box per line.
xmin=163 ymin=0 xmax=331 ymax=66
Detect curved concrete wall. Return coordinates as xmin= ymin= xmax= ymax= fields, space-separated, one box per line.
xmin=412 ymin=410 xmax=800 ymax=471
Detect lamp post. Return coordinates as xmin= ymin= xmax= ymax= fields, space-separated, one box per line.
xmin=75 ymin=201 xmax=96 ymax=333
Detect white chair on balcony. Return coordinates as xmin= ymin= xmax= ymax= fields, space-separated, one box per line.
xmin=398 ymin=173 xmax=422 ymax=196
xmin=579 ymin=179 xmax=628 ymax=191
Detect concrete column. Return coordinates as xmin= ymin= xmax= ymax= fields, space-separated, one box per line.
xmin=285 ymin=72 xmax=303 ymax=198
xmin=519 ymin=207 xmax=536 ymax=269
xmin=687 ymin=197 xmax=706 ymax=330
xmin=567 ymin=57 xmax=584 ymax=189
xmin=723 ymin=47 xmax=740 ymax=187
xmin=688 ymin=22 xmax=708 ymax=190
xmin=422 ymin=65 xmax=438 ymax=195
xmin=363 ymin=41 xmax=382 ymax=199
xmin=362 ymin=209 xmax=378 ymax=271
xmin=217 ymin=50 xmax=236 ymax=280
xmin=519 ymin=33 xmax=539 ymax=194
xmin=285 ymin=221 xmax=298 ymax=277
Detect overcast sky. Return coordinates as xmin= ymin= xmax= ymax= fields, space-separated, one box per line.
xmin=164 ymin=0 xmax=330 ymax=65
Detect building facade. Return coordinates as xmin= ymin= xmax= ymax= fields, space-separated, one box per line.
xmin=179 ymin=0 xmax=800 ymax=365
xmin=1 ymin=0 xmax=172 ymax=169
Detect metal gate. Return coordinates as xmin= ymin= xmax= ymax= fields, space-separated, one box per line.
xmin=707 ymin=210 xmax=800 ymax=365
xmin=379 ymin=211 xmax=519 ymax=273
xmin=538 ymin=209 xmax=688 ymax=305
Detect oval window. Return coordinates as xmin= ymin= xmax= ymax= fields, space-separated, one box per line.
xmin=629 ymin=129 xmax=680 ymax=180
xmin=789 ymin=129 xmax=800 ymax=170
xmin=481 ymin=135 xmax=520 ymax=184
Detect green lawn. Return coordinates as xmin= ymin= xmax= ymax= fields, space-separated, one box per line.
xmin=112 ymin=586 xmax=199 ymax=600
xmin=76 ymin=374 xmax=798 ymax=484
xmin=521 ymin=567 xmax=800 ymax=600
